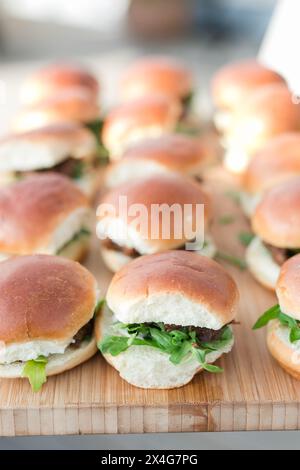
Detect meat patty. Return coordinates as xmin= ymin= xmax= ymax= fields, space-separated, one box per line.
xmin=164 ymin=324 xmax=225 ymax=342
xmin=102 ymin=238 xmax=140 ymax=258
xmin=71 ymin=319 xmax=94 ymax=348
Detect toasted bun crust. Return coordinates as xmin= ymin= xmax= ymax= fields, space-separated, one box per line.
xmin=244 ymin=133 xmax=300 ymax=194
xmin=98 ymin=173 xmax=211 ymax=253
xmin=0 ymin=123 xmax=97 ymax=172
xmin=0 ymin=337 xmax=97 ymax=379
xmin=212 ymin=59 xmax=285 ymax=110
xmin=226 ymin=83 xmax=300 ymax=155
xmin=0 ymin=173 xmax=89 ymax=255
xmin=21 ymin=63 xmax=99 ymax=105
xmin=13 ymin=87 xmax=100 ymax=132
xmin=102 ymin=95 xmax=181 ymax=158
xmin=252 ymin=177 xmax=300 ymax=247
xmin=95 ymin=306 xmax=233 ymax=389
xmin=0 ymin=254 xmax=97 ymax=345
xmin=121 ymin=56 xmax=192 ymax=102
xmin=106 ymin=251 xmax=239 ymax=329
xmin=267 ymin=320 xmax=300 ymax=380
xmin=276 ymin=254 xmax=300 ymax=321
xmin=105 ymin=134 xmax=210 ymax=187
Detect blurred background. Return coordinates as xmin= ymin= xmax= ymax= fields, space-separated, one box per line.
xmin=0 ymin=0 xmax=278 ymax=129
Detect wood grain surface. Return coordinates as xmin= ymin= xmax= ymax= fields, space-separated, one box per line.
xmin=1 ymin=158 xmax=300 ymax=436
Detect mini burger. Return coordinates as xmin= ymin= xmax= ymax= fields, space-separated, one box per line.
xmin=120 ymin=56 xmax=193 ymax=111
xmin=253 ymin=254 xmax=300 ymax=380
xmin=211 ymin=59 xmax=285 ymax=134
xmin=20 ymin=63 xmax=99 ymax=105
xmin=0 ymin=173 xmax=93 ymax=262
xmin=102 ymin=95 xmax=181 ymax=159
xmin=246 ymin=177 xmax=300 ymax=290
xmin=0 ymin=122 xmax=100 ymax=197
xmin=105 ymin=133 xmax=211 ymax=188
xmin=13 ymin=87 xmax=100 ymax=133
xmin=0 ymin=254 xmax=99 ymax=391
xmin=96 ymin=251 xmax=239 ymax=389
xmin=223 ymin=83 xmax=300 ymax=174
xmin=241 ymin=133 xmax=300 ymax=216
xmin=97 ymin=173 xmax=216 ymax=272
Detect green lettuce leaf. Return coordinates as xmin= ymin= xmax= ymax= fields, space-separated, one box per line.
xmin=253 ymin=304 xmax=300 ymax=343
xmin=98 ymin=322 xmax=233 ymax=373
xmin=22 ymin=356 xmax=48 ymax=392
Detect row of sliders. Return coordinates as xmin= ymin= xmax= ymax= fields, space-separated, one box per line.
xmin=1 ymin=54 xmax=300 ymax=391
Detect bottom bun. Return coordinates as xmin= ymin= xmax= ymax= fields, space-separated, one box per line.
xmin=245 ymin=236 xmax=280 ymax=290
xmin=95 ymin=306 xmax=234 ymax=389
xmin=267 ymin=320 xmax=300 ymax=380
xmin=0 ymin=336 xmax=97 ymax=379
xmin=100 ymin=246 xmax=134 ymax=273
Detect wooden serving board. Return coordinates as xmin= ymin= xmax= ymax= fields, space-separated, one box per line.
xmin=1 ymin=161 xmax=300 ymax=436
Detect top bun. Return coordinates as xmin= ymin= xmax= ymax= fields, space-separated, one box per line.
xmin=276 ymin=254 xmax=300 ymax=321
xmin=244 ymin=133 xmax=300 ymax=194
xmin=252 ymin=177 xmax=300 ymax=247
xmin=0 ymin=254 xmax=97 ymax=345
xmin=21 ymin=63 xmax=99 ymax=105
xmin=97 ymin=173 xmax=211 ymax=254
xmin=226 ymin=83 xmax=300 ymax=155
xmin=102 ymin=95 xmax=181 ymax=158
xmin=212 ymin=59 xmax=285 ymax=111
xmin=0 ymin=173 xmax=90 ymax=255
xmin=121 ymin=56 xmax=192 ymax=102
xmin=13 ymin=87 xmax=100 ymax=133
xmin=106 ymin=250 xmax=239 ymax=329
xmin=0 ymin=123 xmax=97 ymax=172
xmin=105 ymin=134 xmax=210 ymax=187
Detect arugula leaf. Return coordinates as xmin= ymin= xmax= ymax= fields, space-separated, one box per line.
xmin=99 ymin=336 xmax=131 ymax=356
xmin=224 ymin=190 xmax=241 ymax=204
xmin=238 ymin=231 xmax=254 ymax=247
xmin=202 ymin=363 xmax=224 ymax=373
xmin=219 ymin=215 xmax=235 ymax=225
xmin=201 ymin=326 xmax=233 ymax=351
xmin=253 ymin=304 xmax=282 ymax=329
xmin=56 ymin=228 xmax=91 ymax=255
xmin=94 ymin=298 xmax=106 ymax=316
xmin=169 ymin=341 xmax=192 ymax=365
xmin=71 ymin=161 xmax=85 ymax=180
xmin=22 ymin=356 xmax=48 ymax=392
xmin=253 ymin=304 xmax=300 ymax=344
xmin=216 ymin=251 xmax=247 ymax=270
xmin=98 ymin=321 xmax=233 ymax=373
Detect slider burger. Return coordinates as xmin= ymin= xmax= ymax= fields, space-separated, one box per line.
xmin=13 ymin=87 xmax=100 ymax=133
xmin=20 ymin=63 xmax=99 ymax=105
xmin=105 ymin=133 xmax=211 ymax=188
xmin=120 ymin=56 xmax=193 ymax=111
xmin=241 ymin=133 xmax=300 ymax=216
xmin=223 ymin=83 xmax=300 ymax=174
xmin=96 ymin=251 xmax=239 ymax=389
xmin=0 ymin=173 xmax=93 ymax=262
xmin=0 ymin=254 xmax=99 ymax=392
xmin=211 ymin=59 xmax=285 ymax=134
xmin=102 ymin=95 xmax=181 ymax=159
xmin=0 ymin=122 xmax=100 ymax=197
xmin=97 ymin=173 xmax=215 ymax=272
xmin=246 ymin=177 xmax=300 ymax=290
xmin=253 ymin=254 xmax=300 ymax=380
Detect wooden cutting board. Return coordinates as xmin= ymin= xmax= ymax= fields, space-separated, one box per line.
xmin=1 ymin=161 xmax=300 ymax=436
